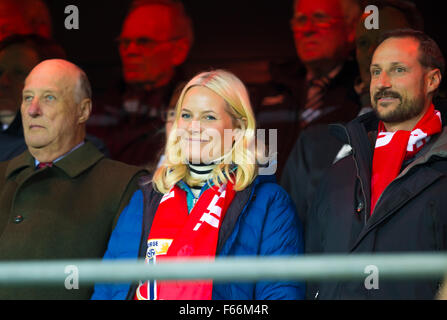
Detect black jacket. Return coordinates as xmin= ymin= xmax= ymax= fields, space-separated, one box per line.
xmin=0 ymin=115 xmax=26 ymax=161
xmin=252 ymin=59 xmax=360 ymax=177
xmin=306 ymin=111 xmax=447 ymax=299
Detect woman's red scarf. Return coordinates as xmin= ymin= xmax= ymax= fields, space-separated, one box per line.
xmin=135 ymin=180 xmax=236 ymax=300
xmin=371 ymin=104 xmax=442 ymax=214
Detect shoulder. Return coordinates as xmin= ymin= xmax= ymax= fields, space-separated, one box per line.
xmin=248 ymin=175 xmax=295 ymax=212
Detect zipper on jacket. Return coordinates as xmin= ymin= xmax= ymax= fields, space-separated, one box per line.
xmin=338 ymin=124 xmax=368 ymax=226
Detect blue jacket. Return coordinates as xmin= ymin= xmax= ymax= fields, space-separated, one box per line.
xmin=91 ymin=174 xmax=304 ymax=300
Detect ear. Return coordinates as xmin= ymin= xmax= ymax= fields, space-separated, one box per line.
xmin=171 ymin=38 xmax=191 ymax=66
xmin=78 ymin=98 xmax=92 ymax=124
xmin=426 ymin=68 xmax=442 ymax=96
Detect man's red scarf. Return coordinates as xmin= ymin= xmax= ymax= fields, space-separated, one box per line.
xmin=371 ymin=104 xmax=442 ymax=214
xmin=135 ymin=181 xmax=236 ymax=300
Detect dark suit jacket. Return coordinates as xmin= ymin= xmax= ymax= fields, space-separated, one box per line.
xmin=0 ymin=141 xmax=147 ymax=299
xmin=253 ymin=59 xmax=360 ymax=177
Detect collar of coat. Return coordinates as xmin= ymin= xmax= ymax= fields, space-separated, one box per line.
xmin=4 ymin=141 xmax=104 ymax=179
xmin=330 ymin=106 xmax=447 ymax=164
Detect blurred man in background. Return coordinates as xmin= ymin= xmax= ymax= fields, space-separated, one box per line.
xmin=87 ymin=0 xmax=194 ymax=168
xmin=0 ymin=0 xmax=52 ymax=41
xmin=255 ymin=0 xmax=362 ymax=176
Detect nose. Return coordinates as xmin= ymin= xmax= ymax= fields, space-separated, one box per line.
xmin=122 ymin=40 xmax=140 ymax=56
xmin=189 ymin=120 xmax=201 ymax=135
xmin=26 ymin=98 xmax=42 ymax=118
xmin=376 ymin=71 xmax=392 ymax=89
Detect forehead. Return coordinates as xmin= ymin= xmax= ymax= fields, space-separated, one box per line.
xmin=120 ymin=5 xmax=177 ymax=39
xmin=294 ymin=0 xmax=343 ymax=16
xmin=372 ymin=37 xmax=420 ymax=66
xmin=182 ymin=86 xmax=227 ymax=109
xmin=24 ymin=62 xmax=76 ymax=93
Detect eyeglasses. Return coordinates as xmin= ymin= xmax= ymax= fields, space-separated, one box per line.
xmin=115 ymin=37 xmax=182 ymax=50
xmin=290 ymin=13 xmax=343 ymax=31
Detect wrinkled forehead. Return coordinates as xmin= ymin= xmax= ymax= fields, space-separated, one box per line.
xmin=120 ymin=4 xmax=178 ymax=40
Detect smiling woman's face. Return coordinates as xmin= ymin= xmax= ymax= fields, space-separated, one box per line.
xmin=176 ymin=86 xmax=236 ymax=164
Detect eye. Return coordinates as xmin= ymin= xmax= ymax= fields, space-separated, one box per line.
xmin=23 ymin=95 xmax=33 ymax=102
xmin=204 ymin=114 xmax=217 ymax=121
xmin=181 ymin=112 xmax=191 ymax=119
xmin=45 ymin=95 xmax=56 ymax=101
xmin=371 ymin=69 xmax=379 ymax=76
xmin=394 ymin=66 xmax=406 ymax=73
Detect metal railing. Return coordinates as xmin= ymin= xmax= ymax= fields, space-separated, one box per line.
xmin=0 ymin=253 xmax=446 ymax=286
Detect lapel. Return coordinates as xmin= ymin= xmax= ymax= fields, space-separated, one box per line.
xmin=5 ymin=142 xmax=104 ymax=187
xmin=52 ymin=142 xmax=104 ymax=178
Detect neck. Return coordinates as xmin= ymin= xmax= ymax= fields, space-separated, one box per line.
xmin=188 ymin=162 xmax=216 ymax=179
xmin=383 ymin=101 xmax=432 ymax=132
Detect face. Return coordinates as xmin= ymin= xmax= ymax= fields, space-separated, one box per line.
xmin=21 ymin=61 xmax=85 ymax=155
xmin=119 ymin=5 xmax=183 ymax=87
xmin=291 ymin=0 xmax=349 ymax=66
xmin=356 ymin=6 xmax=411 ymax=87
xmin=176 ymin=86 xmax=236 ymax=164
xmin=370 ymin=37 xmax=431 ymax=124
xmin=0 ymin=44 xmax=40 ymax=113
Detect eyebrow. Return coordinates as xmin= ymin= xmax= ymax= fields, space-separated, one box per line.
xmin=371 ymin=62 xmax=404 ymax=67
xmin=182 ymin=107 xmax=217 ymax=114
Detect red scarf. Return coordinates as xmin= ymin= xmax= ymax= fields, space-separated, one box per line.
xmin=371 ymin=104 xmax=442 ymax=214
xmin=135 ymin=181 xmax=236 ymax=300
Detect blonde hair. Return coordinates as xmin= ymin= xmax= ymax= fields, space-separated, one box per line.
xmin=152 ymin=69 xmax=263 ymax=193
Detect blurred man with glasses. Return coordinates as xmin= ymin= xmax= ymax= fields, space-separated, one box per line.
xmin=87 ymin=0 xmax=193 ymax=170
xmin=255 ymin=0 xmax=362 ymax=177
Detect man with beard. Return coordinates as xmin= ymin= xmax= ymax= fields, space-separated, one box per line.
xmin=305 ymin=29 xmax=447 ymax=299
xmin=281 ymin=0 xmax=424 ymax=227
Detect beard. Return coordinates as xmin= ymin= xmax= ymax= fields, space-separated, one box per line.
xmin=372 ymin=88 xmax=426 ymax=124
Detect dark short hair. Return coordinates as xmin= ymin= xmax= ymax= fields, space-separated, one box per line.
xmin=0 ymin=34 xmax=66 ymax=61
xmin=378 ymin=28 xmax=445 ymax=77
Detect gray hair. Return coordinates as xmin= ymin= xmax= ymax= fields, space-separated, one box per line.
xmin=75 ymin=69 xmax=92 ymax=104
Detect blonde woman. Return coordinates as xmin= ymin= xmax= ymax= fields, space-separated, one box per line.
xmin=92 ymin=70 xmax=304 ymax=300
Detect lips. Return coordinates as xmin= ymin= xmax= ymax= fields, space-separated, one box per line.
xmin=29 ymin=124 xmax=45 ymax=130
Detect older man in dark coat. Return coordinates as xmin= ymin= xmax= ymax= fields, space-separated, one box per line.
xmin=0 ymin=59 xmax=147 ymax=299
